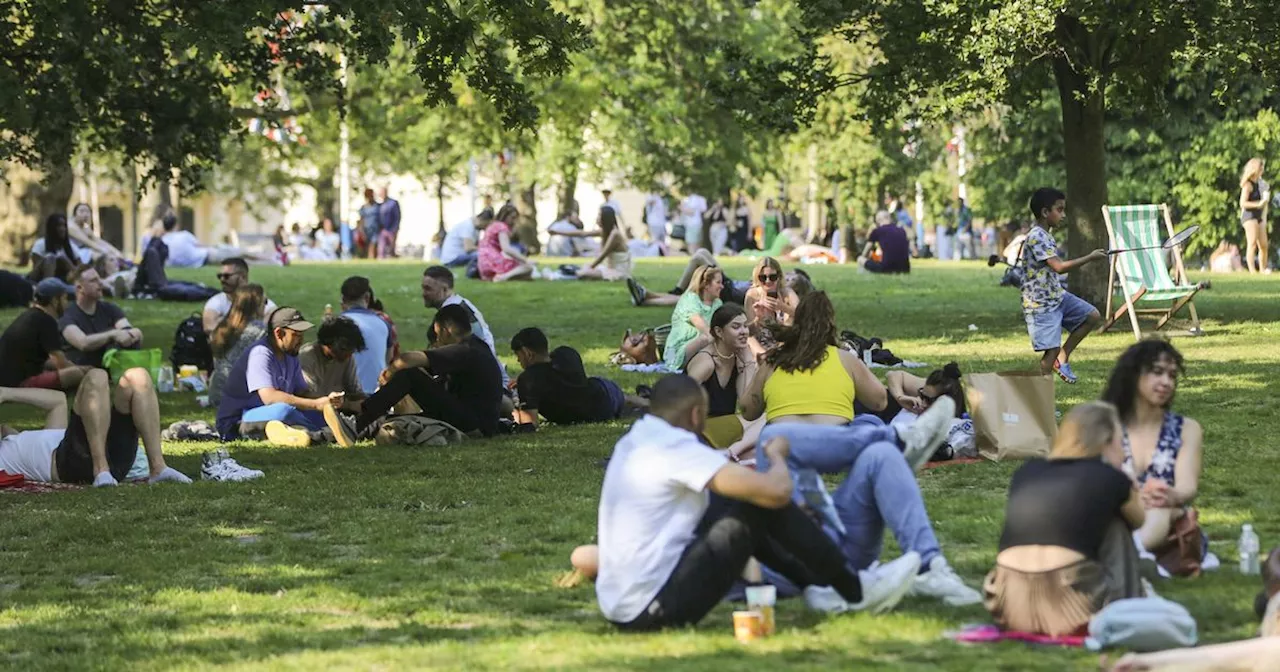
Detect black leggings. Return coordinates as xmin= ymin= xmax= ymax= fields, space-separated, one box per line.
xmin=615 ymin=494 xmax=862 ymax=631
xmin=356 ymin=368 xmax=485 ymax=435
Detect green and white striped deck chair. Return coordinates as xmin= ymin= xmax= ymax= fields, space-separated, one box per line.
xmin=1101 ymin=204 xmax=1202 ymax=340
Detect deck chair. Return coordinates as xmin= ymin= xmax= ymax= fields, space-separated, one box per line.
xmin=1101 ymin=204 xmax=1202 ymax=340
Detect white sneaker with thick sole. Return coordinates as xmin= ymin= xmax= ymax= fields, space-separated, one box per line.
xmin=898 ymin=397 xmax=956 ymax=473
xmin=911 ymin=556 xmax=981 ymax=606
xmin=851 ymin=551 xmax=921 ymax=614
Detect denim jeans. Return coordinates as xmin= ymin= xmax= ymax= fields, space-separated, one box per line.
xmin=757 ymin=415 xmax=941 ymax=570
xmin=241 ymin=403 xmax=325 ymax=431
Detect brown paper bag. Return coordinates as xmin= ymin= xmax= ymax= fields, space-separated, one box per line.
xmin=963 ymin=371 xmax=1057 ymax=461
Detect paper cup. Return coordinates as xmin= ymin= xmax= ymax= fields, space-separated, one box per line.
xmin=745 ymin=585 xmax=776 ymax=636
xmin=733 ymin=610 xmax=764 ymax=643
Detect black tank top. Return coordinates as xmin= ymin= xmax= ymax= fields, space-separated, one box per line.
xmin=1243 ymin=180 xmax=1263 ymax=222
xmin=688 ymin=353 xmax=739 ymax=417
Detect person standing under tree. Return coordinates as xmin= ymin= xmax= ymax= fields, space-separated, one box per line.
xmin=376 ymin=186 xmax=401 ymax=259
xmin=1019 ymin=187 xmax=1107 ymax=384
xmin=1239 ymin=158 xmax=1270 ymax=274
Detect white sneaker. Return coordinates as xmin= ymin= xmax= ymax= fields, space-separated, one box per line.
xmin=898 ymin=397 xmax=956 ymax=473
xmin=911 ymin=556 xmax=981 ymax=606
xmin=803 ymin=585 xmax=850 ymax=614
xmin=221 ymin=458 xmax=265 ymax=481
xmin=201 ymin=459 xmax=263 ymax=483
xmin=850 ymin=551 xmax=921 ymax=614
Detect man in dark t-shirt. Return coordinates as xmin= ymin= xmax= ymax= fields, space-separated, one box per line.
xmin=510 ymin=327 xmax=643 ymax=426
xmin=861 ymin=212 xmax=912 ymax=274
xmin=333 ymin=304 xmax=504 ymax=445
xmin=0 ymin=279 xmax=90 ymax=390
xmin=59 ymin=266 xmax=142 ymax=367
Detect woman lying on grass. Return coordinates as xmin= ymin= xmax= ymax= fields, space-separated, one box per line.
xmin=1101 ymin=340 xmax=1204 ymax=558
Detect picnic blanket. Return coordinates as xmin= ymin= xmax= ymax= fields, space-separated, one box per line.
xmin=947 ymin=624 xmax=1086 ymax=647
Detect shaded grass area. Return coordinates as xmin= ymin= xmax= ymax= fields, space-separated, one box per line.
xmin=0 ymin=259 xmax=1275 ymax=670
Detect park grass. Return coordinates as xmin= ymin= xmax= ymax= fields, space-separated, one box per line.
xmin=0 ymin=257 xmax=1277 ymax=670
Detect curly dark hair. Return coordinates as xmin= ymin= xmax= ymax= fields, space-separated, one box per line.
xmin=1101 ymin=339 xmax=1184 ymax=421
xmin=767 ymin=291 xmax=838 ymax=373
xmin=925 ymin=362 xmax=967 ymax=417
xmin=316 ymin=316 xmax=368 ymax=355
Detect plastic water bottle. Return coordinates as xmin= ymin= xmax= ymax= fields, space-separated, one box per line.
xmin=156 ymin=365 xmax=175 ymax=393
xmin=1240 ymin=524 xmax=1261 ymax=575
xmin=324 ymin=303 xmax=334 ymax=317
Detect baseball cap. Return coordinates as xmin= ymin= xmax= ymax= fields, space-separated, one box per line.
xmin=33 ymin=278 xmax=71 ymax=302
xmin=267 ymin=307 xmax=314 ymax=332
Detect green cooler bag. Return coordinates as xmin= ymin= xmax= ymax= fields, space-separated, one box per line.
xmin=102 ymin=348 xmax=164 ymax=386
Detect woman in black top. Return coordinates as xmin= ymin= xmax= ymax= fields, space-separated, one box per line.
xmin=1239 ymin=157 xmax=1270 ymax=274
xmin=985 ymin=401 xmax=1147 ymax=636
xmin=684 ymin=305 xmax=762 ymax=460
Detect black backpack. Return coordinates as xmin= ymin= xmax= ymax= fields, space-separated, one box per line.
xmin=171 ymin=315 xmax=213 ymax=371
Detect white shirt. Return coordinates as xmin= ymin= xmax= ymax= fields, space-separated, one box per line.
xmin=204 ymin=292 xmax=278 ymax=323
xmin=595 ymin=415 xmax=728 ymax=623
xmin=644 ymin=195 xmax=668 ymax=229
xmin=0 ymin=429 xmax=65 ymax=482
xmin=162 ymin=230 xmax=211 ymax=268
xmin=31 ymin=238 xmax=94 ymax=265
xmin=441 ymin=218 xmax=478 ymax=263
xmin=441 ymin=293 xmax=508 ymax=386
xmin=315 ymin=231 xmax=341 ymax=257
xmin=546 ymin=219 xmax=582 ymax=257
xmin=680 ymin=194 xmax=708 ymax=222
xmin=604 ymin=198 xmax=624 ymax=218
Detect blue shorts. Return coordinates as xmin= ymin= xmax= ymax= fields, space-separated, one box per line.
xmin=591 ymin=377 xmax=625 ymax=419
xmin=1025 ymin=292 xmax=1097 ymax=352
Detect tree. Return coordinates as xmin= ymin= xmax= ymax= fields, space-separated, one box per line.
xmin=741 ymin=1 xmax=1280 ymax=302
xmin=2 ymin=1 xmax=586 ymax=190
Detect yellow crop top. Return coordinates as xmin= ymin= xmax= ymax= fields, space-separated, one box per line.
xmin=762 ymin=345 xmax=855 ymax=422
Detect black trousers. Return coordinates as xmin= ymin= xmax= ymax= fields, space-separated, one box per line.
xmin=356 ymin=368 xmax=482 ymax=434
xmin=616 ymin=495 xmax=862 ymax=631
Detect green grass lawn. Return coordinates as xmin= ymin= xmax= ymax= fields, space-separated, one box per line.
xmin=0 ymin=258 xmax=1276 ymax=670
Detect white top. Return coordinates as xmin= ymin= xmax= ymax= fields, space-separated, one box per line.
xmin=680 ymin=194 xmax=708 ymax=221
xmin=31 ymin=238 xmax=94 ymax=265
xmin=603 ymin=198 xmax=624 ymax=218
xmin=441 ymin=218 xmax=478 ymax=263
xmin=162 ymin=230 xmax=210 ymax=268
xmin=644 ymin=195 xmax=668 ymax=228
xmin=546 ymin=219 xmax=582 ymax=257
xmin=204 ymin=292 xmax=278 ymax=322
xmin=315 ymin=231 xmax=341 ymax=257
xmin=0 ymin=429 xmax=65 ymax=482
xmin=595 ymin=415 xmax=728 ymax=622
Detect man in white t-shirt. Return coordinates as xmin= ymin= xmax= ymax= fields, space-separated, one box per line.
xmin=595 ymin=375 xmax=920 ymax=630
xmin=421 ymin=265 xmax=508 ymax=387
xmin=202 ymin=258 xmax=278 ymax=332
xmin=440 ymin=208 xmax=494 ymax=267
xmin=679 ymin=193 xmax=709 ymax=251
xmin=144 ymin=213 xmax=275 ymax=268
xmin=643 ymin=193 xmax=668 ymax=245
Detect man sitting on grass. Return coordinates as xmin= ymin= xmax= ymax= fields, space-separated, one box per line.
xmin=0 ymin=367 xmax=189 ymax=486
xmin=329 ymin=304 xmax=504 ymax=446
xmin=215 ymin=307 xmax=345 ymax=444
xmin=60 ymin=265 xmax=143 ymax=368
xmin=299 ymin=316 xmax=368 ymax=415
xmin=203 ymin=258 xmax=278 ymax=332
xmin=509 ymin=327 xmax=646 ymax=427
xmin=0 ymin=278 xmax=92 ymax=391
xmin=593 ymin=374 xmax=921 ymax=631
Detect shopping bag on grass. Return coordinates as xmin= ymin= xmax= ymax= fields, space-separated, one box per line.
xmin=963 ymin=371 xmax=1056 ymax=461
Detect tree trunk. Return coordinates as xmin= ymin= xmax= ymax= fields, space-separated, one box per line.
xmin=517 ymin=183 xmax=540 ymax=255
xmin=558 ymin=158 xmax=579 ymax=217
xmin=436 ymin=173 xmax=448 ymax=244
xmin=1053 ymin=57 xmax=1110 ymax=306
xmin=37 ymin=163 xmax=75 ymax=226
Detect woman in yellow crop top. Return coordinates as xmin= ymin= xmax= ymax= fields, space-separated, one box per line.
xmin=738 ymin=292 xmax=983 ymax=607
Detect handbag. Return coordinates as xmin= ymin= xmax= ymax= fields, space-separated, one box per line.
xmin=102 ymin=348 xmax=165 ymax=386
xmin=1154 ymin=507 xmax=1204 ymax=577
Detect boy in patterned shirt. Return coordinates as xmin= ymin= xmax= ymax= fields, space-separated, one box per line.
xmin=1021 ymin=188 xmax=1107 ymax=383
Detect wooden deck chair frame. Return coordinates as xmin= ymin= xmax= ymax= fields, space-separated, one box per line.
xmin=1101 ymin=204 xmax=1202 ymax=340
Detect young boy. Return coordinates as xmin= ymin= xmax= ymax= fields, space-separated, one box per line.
xmin=1021 ymin=188 xmax=1106 ymax=384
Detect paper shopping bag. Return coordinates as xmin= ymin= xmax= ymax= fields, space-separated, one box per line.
xmin=963 ymin=371 xmax=1056 ymax=461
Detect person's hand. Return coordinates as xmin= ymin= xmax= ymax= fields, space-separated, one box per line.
xmin=1089 ymin=248 xmax=1108 ymax=262
xmin=762 ymin=436 xmax=790 ymax=464
xmin=378 ymin=368 xmax=395 ymax=387
xmin=896 ymin=394 xmax=925 ymax=413
xmin=326 ymin=392 xmax=345 ymax=409
xmin=1142 ymin=479 xmax=1173 ymax=508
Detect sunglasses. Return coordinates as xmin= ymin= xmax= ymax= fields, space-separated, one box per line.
xmin=216 ymin=272 xmax=240 ymax=281
xmin=918 ymin=387 xmax=938 ymax=405
xmin=758 ymin=273 xmax=780 ymax=282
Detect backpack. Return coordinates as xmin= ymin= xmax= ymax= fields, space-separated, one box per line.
xmin=171 ymin=315 xmax=213 ymax=371
xmin=134 ymin=236 xmax=169 ymax=293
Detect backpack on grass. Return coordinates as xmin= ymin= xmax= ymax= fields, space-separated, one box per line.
xmin=171 ymin=315 xmax=213 ymax=371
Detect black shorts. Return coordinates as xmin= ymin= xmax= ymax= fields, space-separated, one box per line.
xmin=55 ymin=408 xmax=140 ymax=484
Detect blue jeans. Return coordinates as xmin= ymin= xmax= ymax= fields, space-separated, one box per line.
xmin=444 ymin=251 xmax=477 ymax=268
xmin=756 ymin=416 xmax=941 ymax=570
xmin=241 ymin=403 xmax=325 ymax=431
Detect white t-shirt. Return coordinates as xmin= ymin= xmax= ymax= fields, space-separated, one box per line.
xmin=546 ymin=219 xmax=582 ymax=257
xmin=31 ymin=238 xmax=94 ymax=265
xmin=644 ymin=195 xmax=668 ymax=229
xmin=441 ymin=219 xmax=478 ymax=263
xmin=315 ymin=231 xmax=341 ymax=257
xmin=162 ymin=230 xmax=211 ymax=268
xmin=204 ymin=292 xmax=278 ymax=323
xmin=0 ymin=429 xmax=65 ymax=482
xmin=604 ymin=198 xmax=624 ymax=218
xmin=595 ymin=415 xmax=728 ymax=623
xmin=680 ymin=194 xmax=708 ymax=222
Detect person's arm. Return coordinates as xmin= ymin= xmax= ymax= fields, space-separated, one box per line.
xmin=462 ymin=235 xmax=477 ymax=253
xmin=380 ymin=350 xmax=430 ymax=386
xmin=202 ymin=309 xmax=222 ymax=333
xmin=1149 ymin=418 xmax=1203 ymax=508
xmin=61 ymin=324 xmax=124 ymax=353
xmin=1044 ymin=250 xmax=1107 ymax=274
xmin=1121 ymin=486 xmax=1146 ymax=529
xmin=840 ymin=349 xmax=887 ymax=411
xmin=740 ymin=362 xmax=772 ymax=421
xmin=1241 ymin=183 xmax=1267 ymax=210
xmin=886 ymin=370 xmax=928 ymax=412
xmin=688 ymin=313 xmax=710 ymax=335
xmin=498 ymin=230 xmax=529 ymax=263
xmin=684 ymin=351 xmax=714 ymax=383
xmin=735 ymin=351 xmax=758 ymax=402
xmin=111 ymin=316 xmax=142 ymax=347
xmin=257 ymin=385 xmax=336 ymax=411
xmin=707 ymin=436 xmax=793 ymax=508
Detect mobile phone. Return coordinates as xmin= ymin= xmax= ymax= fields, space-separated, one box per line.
xmin=766 ymin=289 xmax=779 ymax=299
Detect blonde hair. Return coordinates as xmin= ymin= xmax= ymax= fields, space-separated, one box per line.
xmin=1049 ymin=401 xmax=1121 ymax=460
xmin=688 ymin=265 xmax=723 ymax=297
xmin=750 ymin=257 xmax=783 ymax=289
xmin=1242 ymin=157 xmax=1265 ymax=186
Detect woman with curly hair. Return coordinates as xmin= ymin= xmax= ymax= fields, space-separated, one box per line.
xmin=1101 ymin=339 xmax=1204 ymax=556
xmin=740 ymin=291 xmax=980 ymax=607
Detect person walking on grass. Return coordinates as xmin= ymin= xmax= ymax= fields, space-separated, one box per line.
xmin=1020 ymin=187 xmax=1107 ymax=384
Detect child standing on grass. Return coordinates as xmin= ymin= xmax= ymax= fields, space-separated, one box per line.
xmin=1021 ymin=188 xmax=1107 ymax=384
